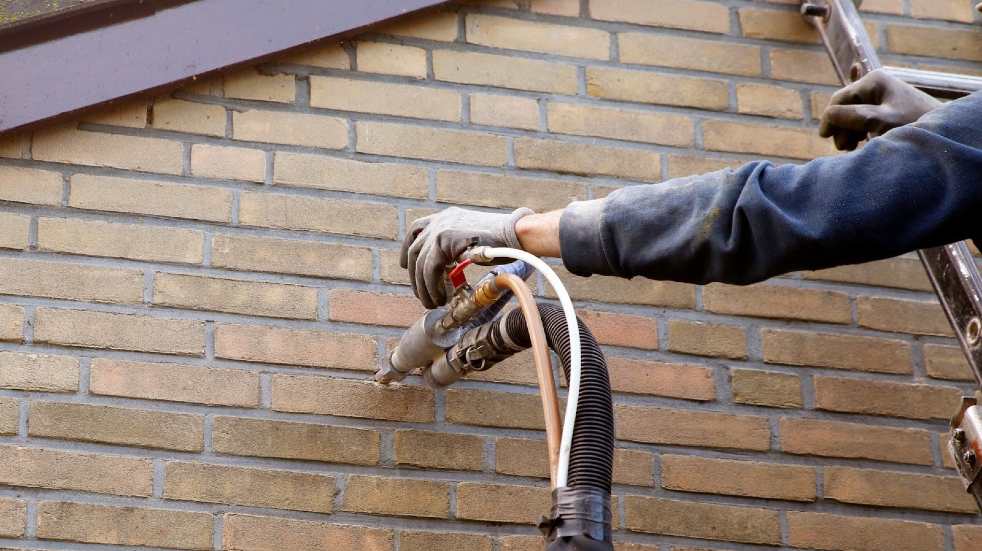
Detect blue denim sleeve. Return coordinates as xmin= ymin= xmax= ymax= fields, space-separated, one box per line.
xmin=559 ymin=91 xmax=982 ymax=285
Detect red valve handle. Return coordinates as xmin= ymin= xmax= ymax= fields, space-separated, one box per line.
xmin=448 ymin=259 xmax=473 ymax=289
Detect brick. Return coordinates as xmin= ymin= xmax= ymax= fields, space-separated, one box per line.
xmin=667 ymin=319 xmax=746 ymax=359
xmin=90 ymin=358 xmax=259 ymax=407
xmin=586 ymin=66 xmax=729 ymax=111
xmin=38 ymin=502 xmax=212 ymax=549
xmin=924 ymin=344 xmax=974 ymax=381
xmin=38 ymin=217 xmax=204 ymax=264
xmin=35 ymin=308 xmax=205 ymax=356
xmin=69 ymin=173 xmax=233 ymax=222
xmin=859 ymin=0 xmax=904 ymax=14
xmin=275 ymin=152 xmax=426 ymax=199
xmin=954 ymin=526 xmax=982 ymax=551
xmin=378 ymin=10 xmax=458 ymax=41
xmin=787 ymin=511 xmax=944 ymax=551
xmin=470 ymin=93 xmax=540 ymax=130
xmin=0 ymin=166 xmax=63 ymax=205
xmin=223 ymin=514 xmax=393 ymax=551
xmin=578 ymin=309 xmax=658 ymax=350
xmin=515 ymin=138 xmax=662 ymax=182
xmin=548 ymin=268 xmax=695 ymax=308
xmin=825 ymin=466 xmax=977 ymax=513
xmin=887 ymin=25 xmax=982 ymax=63
xmin=329 ymin=289 xmax=425 ymax=327
xmin=357 ymin=121 xmax=508 ymax=166
xmin=179 ymin=74 xmax=224 ymax=96
xmin=704 ymin=283 xmax=851 ymax=323
xmin=456 ymin=483 xmax=551 ymax=524
xmin=811 ymin=89 xmax=834 ymax=120
xmin=667 ymin=155 xmax=744 ymax=179
xmin=530 ymin=0 xmax=579 ymax=15
xmin=737 ymin=83 xmax=804 ymax=119
xmin=281 ymin=42 xmax=350 ymax=68
xmin=433 ymin=49 xmax=578 ymax=94
xmin=466 ymin=14 xmax=609 ymax=59
xmin=857 ymin=296 xmax=952 ymax=336
xmin=29 ymin=402 xmax=203 ymax=452
xmin=0 ymin=257 xmax=141 ymax=304
xmin=342 ymin=476 xmax=449 ymax=518
xmin=616 ymin=405 xmax=770 ymax=451
xmin=394 ymin=430 xmax=484 ymax=471
xmin=499 ymin=536 xmax=544 ymax=551
xmin=401 ymin=532 xmax=492 ymax=551
xmin=357 ymin=41 xmax=427 ymax=78
xmin=496 ymin=438 xmax=653 ymax=486
xmin=548 ymin=101 xmax=693 ymax=147
xmin=0 ymin=212 xmax=29 ymax=249
xmin=0 ymin=132 xmax=30 ymax=158
xmin=233 ymin=109 xmax=347 ymax=148
xmin=762 ymin=329 xmax=913 ymax=374
xmin=239 ymin=191 xmax=398 ymax=239
xmin=215 ymin=324 xmax=375 ymax=371
xmin=613 ymin=544 xmax=659 ymax=551
xmin=592 ymin=0 xmax=729 ymax=33
xmin=153 ymin=272 xmax=317 ymax=319
xmin=152 ymin=98 xmax=225 ymax=136
xmin=191 ymin=143 xmax=265 ymax=182
xmin=770 ymin=48 xmax=840 ymax=84
xmin=607 ymin=357 xmax=715 ymax=400
xmin=663 ymin=454 xmax=816 ymax=502
xmin=0 ymin=445 xmax=151 ymax=496
xmin=214 ymin=416 xmax=379 ymax=465
xmin=83 ymin=99 xmax=148 ymax=128
xmin=272 ymin=374 xmax=435 ymax=422
xmin=310 ymin=76 xmax=460 ymax=122
xmin=814 ymin=376 xmax=962 ymax=420
xmin=212 ymin=234 xmax=371 ymax=280
xmin=704 ymin=119 xmax=836 ymax=159
xmin=224 ymin=69 xmax=296 ymax=102
xmin=0 ymin=304 xmax=22 ymax=341
xmin=33 ymin=126 xmax=182 ymax=174
xmin=780 ymin=418 xmax=934 ymax=465
xmin=436 ymin=170 xmax=584 ymax=211
xmin=804 ymin=256 xmax=932 ymax=291
xmin=739 ymin=7 xmax=818 ymax=43
xmin=0 ymin=351 xmax=79 ymax=392
xmin=165 ymin=461 xmax=335 ymax=513
xmin=623 ymin=496 xmax=780 ymax=545
xmin=731 ymin=369 xmax=803 ymax=408
xmin=467 ymin=350 xmax=540 ymax=386
xmin=0 ymin=398 xmax=16 ymax=435
xmin=447 ymin=388 xmax=543 ymax=429
xmin=0 ymin=498 xmax=25 ymax=537
xmin=619 ymin=33 xmax=761 ymax=76
xmin=912 ymin=0 xmax=977 ymax=22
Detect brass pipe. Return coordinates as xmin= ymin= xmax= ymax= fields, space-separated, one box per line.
xmin=493 ymin=272 xmax=562 ymax=488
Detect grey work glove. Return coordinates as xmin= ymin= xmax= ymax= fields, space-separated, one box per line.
xmin=400 ymin=206 xmax=534 ymax=309
xmin=819 ymin=69 xmax=942 ymax=151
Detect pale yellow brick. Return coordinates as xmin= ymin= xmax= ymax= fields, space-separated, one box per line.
xmin=586 ymin=66 xmax=729 ymax=111
xmin=233 ymin=110 xmax=348 ymax=149
xmin=887 ymin=25 xmax=982 ymax=63
xmin=433 ymin=49 xmax=578 ymax=94
xmin=239 ymin=191 xmax=398 ymax=239
xmin=0 ymin=398 xmax=16 ymax=435
xmin=37 ymin=501 xmax=212 ymax=550
xmin=378 ymin=10 xmax=458 ymax=41
xmin=436 ymin=171 xmax=585 ymax=211
xmin=531 ymin=0 xmax=579 ymax=15
xmin=214 ymin=324 xmax=376 ymax=371
xmin=402 ymin=532 xmax=492 ymax=551
xmin=153 ymin=273 xmax=318 ymax=319
xmin=212 ymin=234 xmax=372 ymax=280
xmin=668 ymin=155 xmax=745 ymax=178
xmin=0 ymin=351 xmax=79 ymax=392
xmin=214 ymin=416 xmax=380 ymax=465
xmin=165 ymin=462 xmax=335 ymax=513
xmin=703 ymin=120 xmax=836 ymax=159
xmin=310 ymin=76 xmax=460 ymax=121
xmin=69 ymin=174 xmax=233 ymax=222
xmin=34 ymin=308 xmax=205 ymax=356
xmin=0 ymin=212 xmax=29 ymax=249
xmin=0 ymin=132 xmax=30 ymax=159
xmin=38 ymin=217 xmax=204 ymax=264
xmin=83 ymin=99 xmax=148 ymax=128
xmin=466 ymin=14 xmax=609 ymax=59
xmin=152 ymin=98 xmax=226 ymax=136
xmin=33 ymin=126 xmax=182 ymax=174
xmin=179 ymin=75 xmax=224 ymax=96
xmin=274 ymin=152 xmax=427 ymax=199
xmin=223 ymin=514 xmax=393 ymax=551
xmin=342 ymin=476 xmax=449 ymax=518
xmin=357 ymin=121 xmax=508 ymax=166
xmin=737 ymin=83 xmax=804 ymax=119
xmin=356 ymin=41 xmax=427 ymax=78
xmin=29 ymin=402 xmax=204 ymax=452
xmin=620 ymin=33 xmax=761 ymax=76
xmin=0 ymin=166 xmax=63 ymax=205
xmin=912 ymin=0 xmax=977 ymax=23
xmin=90 ymin=358 xmax=260 ymax=407
xmin=548 ymin=101 xmax=693 ymax=147
xmin=739 ymin=7 xmax=819 ymax=43
xmin=592 ymin=0 xmax=729 ymax=33
xmin=190 ymin=143 xmax=265 ymax=182
xmin=271 ymin=374 xmax=434 ymax=422
xmin=225 ymin=69 xmax=296 ymax=103
xmin=770 ymin=48 xmax=840 ymax=84
xmin=469 ymin=93 xmax=540 ymax=130
xmin=0 ymin=445 xmax=151 ymax=496
xmin=515 ymin=137 xmax=661 ymax=182
xmin=0 ymin=498 xmax=25 ymax=537
xmin=0 ymin=304 xmax=23 ymax=341
xmin=281 ymin=42 xmax=350 ymax=68
xmin=0 ymin=257 xmax=143 ymax=304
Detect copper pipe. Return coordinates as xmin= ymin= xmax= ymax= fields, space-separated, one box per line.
xmin=493 ymin=272 xmax=562 ymax=487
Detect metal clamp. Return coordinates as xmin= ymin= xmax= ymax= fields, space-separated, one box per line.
xmin=950 ymin=397 xmax=982 ymax=510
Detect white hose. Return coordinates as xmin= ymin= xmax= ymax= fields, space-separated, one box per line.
xmin=478 ymin=246 xmax=580 ymax=488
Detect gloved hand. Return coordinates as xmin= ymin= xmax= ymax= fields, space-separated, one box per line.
xmin=819 ymin=69 xmax=942 ymax=151
xmin=400 ymin=206 xmax=534 ymax=308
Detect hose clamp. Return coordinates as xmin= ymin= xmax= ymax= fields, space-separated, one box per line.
xmin=538 ymin=486 xmax=612 ymax=544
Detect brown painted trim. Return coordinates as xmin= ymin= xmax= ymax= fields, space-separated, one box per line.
xmin=0 ymin=0 xmax=450 ymax=134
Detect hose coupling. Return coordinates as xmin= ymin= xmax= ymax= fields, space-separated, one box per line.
xmin=538 ymin=486 xmax=613 ymax=550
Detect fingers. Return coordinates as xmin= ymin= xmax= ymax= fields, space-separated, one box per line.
xmin=414 ymin=244 xmax=436 ymax=309
xmin=405 ymin=235 xmax=426 ymax=303
xmin=400 ymin=216 xmax=431 ymax=269
xmin=421 ymin=247 xmax=449 ymax=309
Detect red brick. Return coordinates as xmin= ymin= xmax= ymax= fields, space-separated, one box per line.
xmin=578 ymin=309 xmax=658 ymax=350
xmin=90 ymin=358 xmax=259 ymax=407
xmin=606 ymin=357 xmax=715 ymax=401
xmin=328 ymin=289 xmax=425 ymax=328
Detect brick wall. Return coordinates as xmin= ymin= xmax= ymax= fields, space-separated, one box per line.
xmin=0 ymin=0 xmax=980 ymax=549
